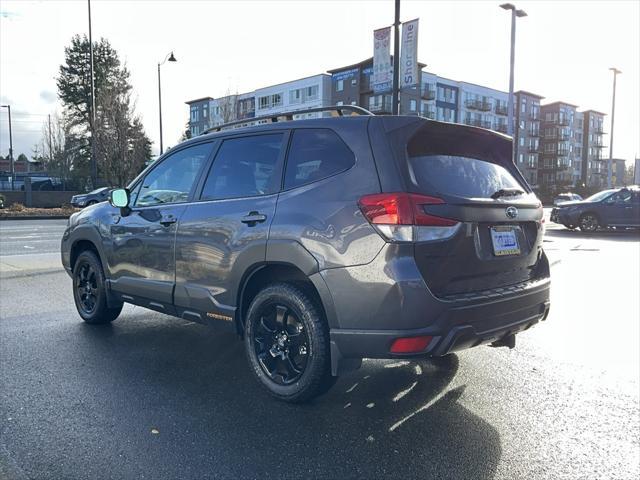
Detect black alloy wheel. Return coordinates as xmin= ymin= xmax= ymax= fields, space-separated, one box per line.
xmin=72 ymin=250 xmax=122 ymax=324
xmin=253 ymin=303 xmax=310 ymax=385
xmin=579 ymin=213 xmax=599 ymax=232
xmin=75 ymin=261 xmax=98 ymax=315
xmin=244 ymin=283 xmax=335 ymax=403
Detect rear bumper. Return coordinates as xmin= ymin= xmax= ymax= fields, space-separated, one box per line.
xmin=328 ymin=273 xmax=550 ymax=375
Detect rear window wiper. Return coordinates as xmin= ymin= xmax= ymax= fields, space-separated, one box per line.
xmin=491 ymin=188 xmax=525 ymax=200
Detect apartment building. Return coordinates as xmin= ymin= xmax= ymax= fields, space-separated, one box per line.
xmin=185 ymin=74 xmax=330 ymax=136
xmin=253 ymin=74 xmax=332 ymax=119
xmin=581 ymin=110 xmax=607 ymax=188
xmin=186 ymin=61 xmax=610 ymax=193
xmin=539 ymin=102 xmax=581 ymax=189
xmin=186 ymin=96 xmax=214 ymax=137
xmin=514 ymin=91 xmax=543 ymax=187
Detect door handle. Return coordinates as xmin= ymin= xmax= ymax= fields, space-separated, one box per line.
xmin=241 ymin=211 xmax=267 ymax=226
xmin=160 ymin=214 xmax=178 ymax=227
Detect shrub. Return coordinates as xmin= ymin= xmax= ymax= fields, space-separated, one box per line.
xmin=7 ymin=202 xmax=26 ymax=212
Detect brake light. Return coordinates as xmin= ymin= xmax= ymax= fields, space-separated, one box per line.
xmin=390 ymin=335 xmax=433 ymax=354
xmin=359 ymin=193 xmax=460 ymax=242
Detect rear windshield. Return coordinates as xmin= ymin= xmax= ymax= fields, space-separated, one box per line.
xmin=408 ymin=154 xmax=523 ymax=199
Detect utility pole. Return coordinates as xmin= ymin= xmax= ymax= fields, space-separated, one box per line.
xmin=607 ymin=67 xmax=621 ymax=188
xmin=391 ymin=0 xmax=401 ymax=115
xmin=1 ymin=104 xmax=14 ymax=190
xmin=88 ymin=0 xmax=98 ymax=187
xmin=48 ymin=114 xmax=53 ymax=161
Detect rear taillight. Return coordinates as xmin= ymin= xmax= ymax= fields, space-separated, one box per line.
xmin=359 ymin=193 xmax=460 ymax=242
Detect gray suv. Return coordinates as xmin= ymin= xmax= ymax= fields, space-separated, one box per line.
xmin=61 ymin=108 xmax=550 ymax=402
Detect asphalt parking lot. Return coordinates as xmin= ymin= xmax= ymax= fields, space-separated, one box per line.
xmin=1 ymin=218 xmax=639 ymax=479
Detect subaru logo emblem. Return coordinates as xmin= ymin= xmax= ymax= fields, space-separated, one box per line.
xmin=506 ymin=206 xmax=518 ymax=219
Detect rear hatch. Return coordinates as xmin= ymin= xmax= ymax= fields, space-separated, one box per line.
xmin=372 ymin=118 xmax=545 ymax=298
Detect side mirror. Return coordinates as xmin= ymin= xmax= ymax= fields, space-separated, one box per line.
xmin=109 ymin=188 xmax=130 ymax=213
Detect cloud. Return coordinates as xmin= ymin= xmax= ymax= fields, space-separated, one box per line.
xmin=39 ymin=90 xmax=57 ymax=104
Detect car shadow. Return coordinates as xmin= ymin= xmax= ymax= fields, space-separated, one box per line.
xmin=75 ymin=313 xmax=502 ymax=479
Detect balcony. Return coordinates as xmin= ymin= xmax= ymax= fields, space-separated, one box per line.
xmin=495 ymin=104 xmax=508 ymax=116
xmin=528 ymin=111 xmax=539 ymax=121
xmin=421 ymin=108 xmax=436 ymax=120
xmin=549 ymin=117 xmax=570 ymax=126
xmin=465 ymin=99 xmax=492 ymax=112
xmin=593 ymin=142 xmax=607 ymax=149
xmin=528 ymin=128 xmax=541 ymax=137
xmin=557 ymin=148 xmax=569 ymax=156
xmin=594 ymin=127 xmax=605 ymax=134
xmin=465 ymin=117 xmax=492 ymax=129
xmin=421 ymin=86 xmax=436 ymax=100
xmin=369 ymin=99 xmax=393 ymax=114
xmin=494 ymin=123 xmax=508 ymax=133
xmin=527 ymin=145 xmax=540 ymax=153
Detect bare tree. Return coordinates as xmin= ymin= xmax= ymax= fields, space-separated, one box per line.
xmin=94 ymin=88 xmax=150 ymax=187
xmin=218 ymin=88 xmax=238 ymax=124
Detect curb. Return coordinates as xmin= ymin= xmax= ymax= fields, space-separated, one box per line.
xmin=0 ymin=215 xmax=70 ymax=221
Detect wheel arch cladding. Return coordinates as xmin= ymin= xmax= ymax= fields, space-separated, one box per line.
xmin=236 ymin=263 xmax=334 ymax=336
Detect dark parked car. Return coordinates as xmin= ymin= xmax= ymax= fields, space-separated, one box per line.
xmin=550 ymin=186 xmax=640 ymax=231
xmin=553 ymin=192 xmax=582 ymax=206
xmin=70 ymin=187 xmax=112 ymax=208
xmin=61 ymin=107 xmax=550 ymax=403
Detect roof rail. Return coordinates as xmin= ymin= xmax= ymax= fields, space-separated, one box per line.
xmin=202 ymin=105 xmax=373 ymax=134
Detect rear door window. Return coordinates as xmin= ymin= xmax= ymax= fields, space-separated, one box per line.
xmin=200 ymin=134 xmax=284 ymax=200
xmin=408 ymin=154 xmax=523 ymax=199
xmin=284 ymin=129 xmax=355 ymax=189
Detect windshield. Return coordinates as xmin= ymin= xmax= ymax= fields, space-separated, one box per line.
xmin=89 ymin=187 xmax=107 ymax=195
xmin=585 ymin=189 xmax=616 ymax=202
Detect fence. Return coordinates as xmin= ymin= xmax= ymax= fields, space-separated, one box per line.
xmin=0 ymin=190 xmax=80 ymax=208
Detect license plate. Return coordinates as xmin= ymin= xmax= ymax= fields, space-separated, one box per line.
xmin=490 ymin=226 xmax=520 ymax=256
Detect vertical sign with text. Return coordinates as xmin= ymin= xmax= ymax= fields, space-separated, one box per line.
xmin=400 ymin=19 xmax=419 ymax=88
xmin=372 ymin=27 xmax=392 ymax=93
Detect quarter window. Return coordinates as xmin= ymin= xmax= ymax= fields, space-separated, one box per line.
xmin=135 ymin=143 xmax=212 ymax=207
xmin=200 ymin=134 xmax=283 ymax=200
xmin=284 ymin=129 xmax=355 ymax=189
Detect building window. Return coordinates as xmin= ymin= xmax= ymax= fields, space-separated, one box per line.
xmin=410 ymin=99 xmax=417 ymax=112
xmin=336 ymin=79 xmax=344 ymax=92
xmin=336 ymin=101 xmax=344 ymax=106
xmin=351 ymin=78 xmax=357 ymax=86
xmin=518 ymin=153 xmax=524 ymax=164
xmin=519 ymin=137 xmax=525 ymax=147
xmin=258 ymin=93 xmax=283 ymax=110
xmin=190 ymin=107 xmax=199 ymax=122
xmin=306 ymin=85 xmax=319 ymax=100
xmin=203 ymin=106 xmax=208 ymax=118
xmin=289 ymin=88 xmax=302 ymax=104
xmin=520 ymin=120 xmax=525 ymax=130
xmin=351 ymin=101 xmax=357 ymax=105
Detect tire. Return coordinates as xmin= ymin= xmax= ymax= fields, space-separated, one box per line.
xmin=72 ymin=250 xmax=122 ymax=324
xmin=579 ymin=213 xmax=600 ymax=232
xmin=244 ymin=283 xmax=334 ymax=403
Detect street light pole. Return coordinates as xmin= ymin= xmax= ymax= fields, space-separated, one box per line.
xmin=157 ymin=51 xmax=177 ymax=156
xmin=88 ymin=0 xmax=97 ymax=187
xmin=607 ymin=67 xmax=621 ymax=188
xmin=391 ymin=0 xmax=401 ymax=115
xmin=500 ymin=3 xmax=527 ymax=137
xmin=1 ymin=105 xmax=14 ymax=190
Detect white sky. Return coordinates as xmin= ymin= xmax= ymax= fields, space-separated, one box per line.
xmin=1 ymin=0 xmax=639 ymax=163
